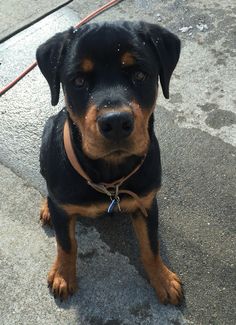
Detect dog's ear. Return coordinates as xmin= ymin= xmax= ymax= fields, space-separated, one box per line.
xmin=140 ymin=22 xmax=181 ymax=99
xmin=36 ymin=28 xmax=73 ymax=106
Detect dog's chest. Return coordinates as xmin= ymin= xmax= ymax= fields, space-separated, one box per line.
xmin=60 ymin=190 xmax=156 ymax=217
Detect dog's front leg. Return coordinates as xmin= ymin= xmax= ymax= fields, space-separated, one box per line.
xmin=47 ymin=197 xmax=77 ymax=300
xmin=132 ymin=199 xmax=183 ymax=305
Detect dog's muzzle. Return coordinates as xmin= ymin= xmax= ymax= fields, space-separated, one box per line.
xmin=97 ymin=111 xmax=134 ymax=141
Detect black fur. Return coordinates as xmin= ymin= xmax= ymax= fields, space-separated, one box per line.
xmin=47 ymin=196 xmax=71 ymax=252
xmin=37 ymin=21 xmax=180 ymax=255
xmin=146 ymin=198 xmax=159 ymax=256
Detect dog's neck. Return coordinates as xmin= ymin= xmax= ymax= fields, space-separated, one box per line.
xmin=68 ymin=117 xmax=144 ymax=184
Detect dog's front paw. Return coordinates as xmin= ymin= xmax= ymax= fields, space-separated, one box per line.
xmin=40 ymin=199 xmax=51 ymax=226
xmin=47 ymin=261 xmax=77 ymax=300
xmin=151 ymin=263 xmax=183 ymax=305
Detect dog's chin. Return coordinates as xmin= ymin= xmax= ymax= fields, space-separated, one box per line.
xmin=83 ymin=139 xmax=148 ymax=162
xmin=100 ymin=146 xmax=149 ymax=164
xmin=83 ymin=143 xmax=149 ymax=162
xmin=100 ymin=149 xmax=133 ymax=164
xmin=85 ymin=145 xmax=136 ymax=162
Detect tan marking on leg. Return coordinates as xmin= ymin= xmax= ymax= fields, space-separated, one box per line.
xmin=48 ymin=216 xmax=77 ymax=300
xmin=40 ymin=198 xmax=51 ymax=226
xmin=132 ymin=212 xmax=183 ymax=305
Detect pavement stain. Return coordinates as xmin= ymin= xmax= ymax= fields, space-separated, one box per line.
xmin=210 ymin=48 xmax=229 ymax=66
xmin=205 ymin=109 xmax=236 ymax=129
xmin=169 ymin=93 xmax=183 ymax=104
xmin=78 ymin=248 xmax=98 ymax=259
xmin=129 ymin=302 xmax=151 ymax=318
xmin=198 ymin=102 xmax=219 ymax=112
xmin=170 ymin=320 xmax=183 ymax=325
xmin=88 ymin=316 xmax=122 ymax=325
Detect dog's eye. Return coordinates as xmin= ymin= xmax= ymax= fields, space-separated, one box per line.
xmin=133 ymin=71 xmax=147 ymax=82
xmin=74 ymin=76 xmax=85 ymax=88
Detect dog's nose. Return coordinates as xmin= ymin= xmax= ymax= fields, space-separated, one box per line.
xmin=97 ymin=111 xmax=134 ymax=141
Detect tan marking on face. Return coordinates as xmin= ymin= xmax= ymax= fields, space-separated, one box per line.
xmin=67 ymin=104 xmax=107 ymax=159
xmin=65 ymin=95 xmax=157 ymax=162
xmin=131 ymin=211 xmax=183 ymax=305
xmin=81 ymin=58 xmax=94 ymax=72
xmin=60 ymin=189 xmax=158 ymax=217
xmin=121 ymin=52 xmax=135 ymax=66
xmin=128 ymin=100 xmax=155 ymax=156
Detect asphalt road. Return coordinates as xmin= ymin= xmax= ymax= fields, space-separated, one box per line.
xmin=0 ymin=0 xmax=235 ymax=324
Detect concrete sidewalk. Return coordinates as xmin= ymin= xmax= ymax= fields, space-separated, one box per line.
xmin=0 ymin=0 xmax=72 ymax=42
xmin=0 ymin=0 xmax=235 ymax=324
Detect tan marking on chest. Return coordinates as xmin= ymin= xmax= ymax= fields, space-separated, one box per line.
xmin=60 ymin=190 xmax=157 ymax=218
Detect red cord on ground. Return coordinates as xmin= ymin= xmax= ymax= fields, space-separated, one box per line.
xmin=0 ymin=0 xmax=123 ymax=97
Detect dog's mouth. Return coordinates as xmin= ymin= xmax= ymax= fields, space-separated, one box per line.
xmin=67 ymin=102 xmax=151 ymax=162
xmin=97 ymin=143 xmax=147 ymax=163
xmin=81 ymin=122 xmax=149 ymax=161
xmin=99 ymin=147 xmax=132 ymax=160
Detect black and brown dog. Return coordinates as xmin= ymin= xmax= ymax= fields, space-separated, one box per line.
xmin=36 ymin=20 xmax=182 ymax=304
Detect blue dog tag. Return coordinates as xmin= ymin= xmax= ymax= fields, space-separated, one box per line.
xmin=107 ymin=199 xmax=117 ymax=213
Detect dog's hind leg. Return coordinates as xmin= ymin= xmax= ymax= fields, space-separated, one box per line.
xmin=40 ymin=197 xmax=51 ymax=226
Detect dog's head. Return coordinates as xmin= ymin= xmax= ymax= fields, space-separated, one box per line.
xmin=37 ymin=21 xmax=180 ymax=162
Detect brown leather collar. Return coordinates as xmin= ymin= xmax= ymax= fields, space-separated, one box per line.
xmin=63 ymin=119 xmax=148 ymax=217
